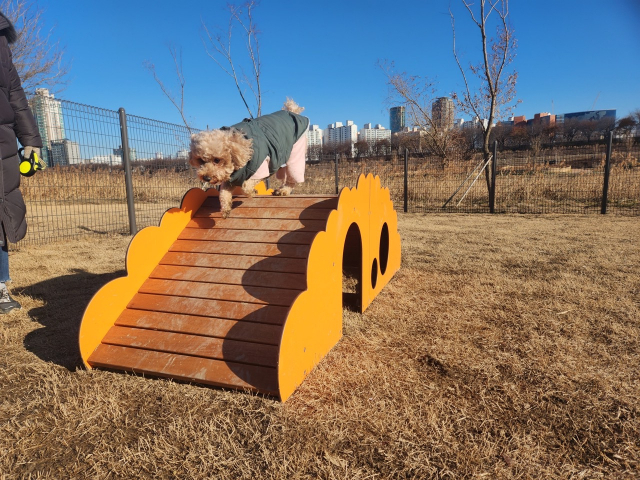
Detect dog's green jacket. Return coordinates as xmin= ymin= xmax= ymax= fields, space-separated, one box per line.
xmin=224 ymin=110 xmax=309 ymax=187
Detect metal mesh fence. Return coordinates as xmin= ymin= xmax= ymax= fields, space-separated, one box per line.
xmin=292 ymin=145 xmax=639 ymax=215
xmin=16 ymin=93 xmax=640 ymax=246
xmin=125 ymin=113 xmax=201 ymax=226
xmin=21 ymin=96 xmax=201 ymax=245
xmin=21 ymin=101 xmax=130 ymax=243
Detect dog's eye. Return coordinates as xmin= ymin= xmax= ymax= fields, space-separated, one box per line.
xmin=213 ymin=158 xmax=221 ymax=164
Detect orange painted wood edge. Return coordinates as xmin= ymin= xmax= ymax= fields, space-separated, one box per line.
xmin=79 ymin=187 xmax=215 ymax=367
xmin=78 ymin=182 xmax=268 ymax=368
xmin=277 ymin=174 xmax=402 ymax=401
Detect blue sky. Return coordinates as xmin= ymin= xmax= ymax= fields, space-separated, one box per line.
xmin=32 ymin=0 xmax=640 ymax=131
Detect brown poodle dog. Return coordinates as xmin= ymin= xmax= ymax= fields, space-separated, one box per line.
xmin=189 ymin=99 xmax=309 ymax=218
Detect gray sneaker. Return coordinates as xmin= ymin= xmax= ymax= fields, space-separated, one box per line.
xmin=0 ymin=284 xmax=20 ymax=313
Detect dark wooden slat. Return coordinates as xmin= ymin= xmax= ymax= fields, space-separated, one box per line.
xmin=159 ymin=252 xmax=307 ymax=274
xmin=150 ymin=265 xmax=306 ymax=290
xmin=127 ymin=294 xmax=289 ymax=325
xmin=203 ymin=196 xmax=338 ymax=210
xmin=102 ymin=326 xmax=279 ymax=367
xmin=186 ymin=217 xmax=327 ymax=232
xmin=169 ymin=240 xmax=311 ymax=259
xmin=88 ymin=344 xmax=278 ymax=395
xmin=195 ymin=207 xmax=334 ymax=220
xmin=138 ymin=279 xmax=301 ymax=306
xmin=178 ymin=229 xmax=317 ymax=244
xmin=116 ymin=310 xmax=284 ymax=345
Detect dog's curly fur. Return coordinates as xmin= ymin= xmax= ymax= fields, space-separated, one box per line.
xmin=189 ymin=98 xmax=304 ymax=218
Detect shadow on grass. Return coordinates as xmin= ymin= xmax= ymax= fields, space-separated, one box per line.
xmin=18 ymin=269 xmax=126 ymax=371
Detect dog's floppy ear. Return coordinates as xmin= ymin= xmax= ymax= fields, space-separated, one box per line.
xmin=227 ymin=130 xmax=253 ymax=169
xmin=188 ymin=133 xmax=203 ymax=167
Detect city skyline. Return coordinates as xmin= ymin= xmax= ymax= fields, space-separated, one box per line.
xmin=29 ymin=1 xmax=639 ymax=134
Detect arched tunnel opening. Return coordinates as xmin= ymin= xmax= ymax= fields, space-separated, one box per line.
xmin=342 ymin=223 xmax=362 ymax=312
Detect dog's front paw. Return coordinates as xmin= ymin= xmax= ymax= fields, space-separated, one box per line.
xmin=221 ymin=207 xmax=231 ymax=219
xmin=242 ymin=179 xmax=260 ymax=197
xmin=273 ymin=186 xmax=293 ymax=196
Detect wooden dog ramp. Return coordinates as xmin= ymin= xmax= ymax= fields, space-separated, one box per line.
xmin=79 ymin=174 xmax=401 ymax=401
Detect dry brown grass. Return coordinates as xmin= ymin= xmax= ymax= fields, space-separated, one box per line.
xmin=1 ymin=214 xmax=639 ymax=479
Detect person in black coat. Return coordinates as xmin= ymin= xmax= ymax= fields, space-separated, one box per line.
xmin=0 ymin=12 xmax=43 ymax=313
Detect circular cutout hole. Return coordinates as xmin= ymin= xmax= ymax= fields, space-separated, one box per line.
xmin=379 ymin=223 xmax=389 ymax=275
xmin=371 ymin=258 xmax=378 ymax=289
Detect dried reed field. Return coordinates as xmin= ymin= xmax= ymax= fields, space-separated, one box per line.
xmin=17 ymin=148 xmax=639 ymax=246
xmin=1 ymin=214 xmax=638 ymax=478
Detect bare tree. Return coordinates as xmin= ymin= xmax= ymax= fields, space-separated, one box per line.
xmin=489 ymin=123 xmax=512 ymax=149
xmin=380 ymin=61 xmax=459 ymax=160
xmin=202 ymin=1 xmax=262 ymax=118
xmin=353 ymin=138 xmax=370 ymax=159
xmin=616 ymin=110 xmax=640 ymax=152
xmin=508 ymin=125 xmax=529 ymax=147
xmin=450 ymin=0 xmax=518 ymax=198
xmin=2 ymin=0 xmax=69 ymax=92
xmin=562 ymin=118 xmax=582 ymax=143
xmin=375 ymin=138 xmax=391 ymax=156
xmin=144 ymin=46 xmax=193 ymax=133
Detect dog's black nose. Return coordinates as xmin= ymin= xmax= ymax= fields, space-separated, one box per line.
xmin=202 ymin=176 xmax=211 ymax=183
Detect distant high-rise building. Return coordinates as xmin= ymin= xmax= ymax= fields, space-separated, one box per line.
xmin=113 ymin=146 xmax=137 ymax=162
xmin=463 ymin=117 xmax=489 ymax=130
xmin=306 ymin=125 xmax=323 ymax=147
xmin=432 ymin=97 xmax=455 ymax=131
xmin=50 ymin=139 xmax=81 ymax=166
xmin=562 ymin=110 xmax=616 ymax=123
xmin=29 ymin=88 xmax=66 ymax=166
xmin=529 ymin=112 xmax=556 ymax=127
xmin=324 ymin=121 xmax=358 ymax=150
xmin=359 ymin=123 xmax=391 ymax=143
xmin=390 ymin=106 xmax=405 ymax=133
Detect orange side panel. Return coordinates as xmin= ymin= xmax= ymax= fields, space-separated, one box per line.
xmin=277 ymin=174 xmax=401 ymax=401
xmin=78 ymin=187 xmax=215 ymax=366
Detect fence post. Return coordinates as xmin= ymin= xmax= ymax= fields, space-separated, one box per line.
xmin=118 ymin=108 xmax=137 ymax=235
xmin=490 ymin=141 xmax=497 ymax=213
xmin=404 ymin=149 xmax=408 ymax=213
xmin=601 ymin=131 xmax=613 ymax=214
xmin=334 ymin=153 xmax=339 ymax=195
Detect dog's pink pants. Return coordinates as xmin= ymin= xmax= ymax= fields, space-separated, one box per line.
xmin=250 ymin=133 xmax=308 ymax=185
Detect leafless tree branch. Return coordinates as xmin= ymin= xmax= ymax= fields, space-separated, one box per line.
xmin=144 ymin=45 xmax=193 ymax=134
xmin=202 ymin=1 xmax=262 ymax=118
xmin=379 ymin=60 xmax=460 ymax=160
xmin=2 ymin=0 xmax=70 ymax=93
xmin=450 ymin=0 xmax=519 ymax=194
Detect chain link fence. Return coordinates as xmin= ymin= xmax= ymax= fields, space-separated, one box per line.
xmin=17 ymin=94 xmax=640 ymax=246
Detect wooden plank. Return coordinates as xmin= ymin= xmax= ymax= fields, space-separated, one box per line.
xmin=178 ymin=229 xmax=317 ymax=244
xmin=186 ymin=217 xmax=327 ymax=232
xmin=195 ymin=206 xmax=333 ymax=220
xmin=159 ymin=252 xmax=307 ymax=274
xmin=138 ymin=279 xmax=301 ymax=306
xmin=116 ymin=309 xmax=284 ymax=345
xmin=203 ymin=196 xmax=338 ymax=210
xmin=102 ymin=326 xmax=279 ymax=367
xmin=88 ymin=344 xmax=278 ymax=395
xmin=150 ymin=265 xmax=306 ymax=290
xmin=127 ymin=294 xmax=289 ymax=325
xmin=169 ymin=240 xmax=311 ymax=259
